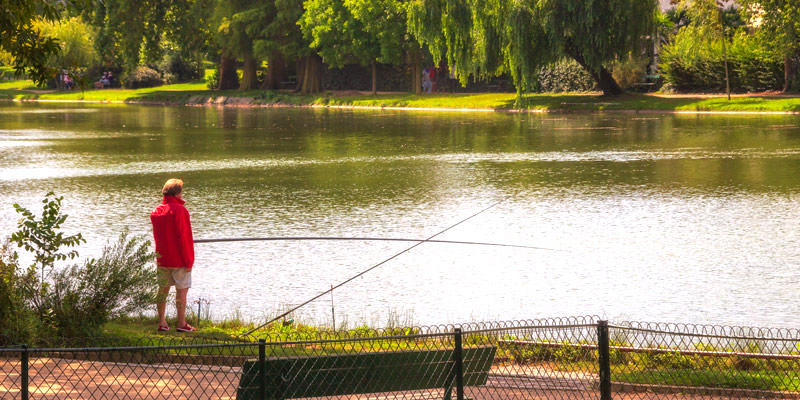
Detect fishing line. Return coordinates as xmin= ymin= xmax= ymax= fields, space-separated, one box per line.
xmin=194 ymin=236 xmax=563 ymax=252
xmin=239 ymin=199 xmax=508 ymax=337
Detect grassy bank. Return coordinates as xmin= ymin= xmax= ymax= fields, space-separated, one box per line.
xmin=2 ymin=78 xmax=800 ymax=113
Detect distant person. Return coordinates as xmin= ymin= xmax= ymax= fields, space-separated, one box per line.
xmin=62 ymin=72 xmax=75 ymax=90
xmin=449 ymin=67 xmax=458 ymax=93
xmin=95 ymin=72 xmax=108 ymax=89
xmin=151 ymin=178 xmax=197 ymax=332
xmin=422 ymin=67 xmax=432 ymax=94
xmin=105 ymin=71 xmax=113 ymax=87
xmin=429 ymin=66 xmax=437 ymax=93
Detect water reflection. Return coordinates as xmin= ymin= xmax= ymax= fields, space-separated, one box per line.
xmin=1 ymin=103 xmax=799 ymax=328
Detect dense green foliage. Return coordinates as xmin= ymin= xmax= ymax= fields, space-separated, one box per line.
xmin=1 ymin=0 xmax=797 ymax=95
xmin=122 ymin=65 xmax=164 ymax=88
xmin=89 ymin=0 xmax=212 ymax=73
xmin=408 ymin=0 xmax=658 ymax=97
xmin=533 ymin=61 xmax=597 ymax=93
xmin=157 ymin=50 xmax=205 ymax=84
xmin=0 ymin=0 xmax=65 ymax=85
xmin=45 ymin=230 xmax=158 ymax=337
xmin=661 ymin=26 xmax=783 ymax=92
xmin=2 ymin=194 xmax=159 ymax=342
xmin=34 ymin=17 xmax=97 ymax=74
xmin=740 ymin=0 xmax=800 ymax=91
xmin=0 ymin=239 xmax=38 ymax=342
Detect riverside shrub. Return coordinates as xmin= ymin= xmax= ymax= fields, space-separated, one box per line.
xmin=5 ymin=194 xmax=159 ymax=341
xmin=0 ymin=240 xmax=39 ymax=343
xmin=533 ymin=61 xmax=597 ymax=93
xmin=122 ymin=66 xmax=163 ymax=88
xmin=157 ymin=51 xmax=203 ymax=84
xmin=45 ymin=230 xmax=158 ymax=337
xmin=661 ymin=26 xmax=783 ymax=92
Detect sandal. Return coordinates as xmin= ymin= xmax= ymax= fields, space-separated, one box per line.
xmin=157 ymin=325 xmax=170 ymax=332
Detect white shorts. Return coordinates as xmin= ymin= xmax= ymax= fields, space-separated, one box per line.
xmin=158 ymin=267 xmax=192 ymax=289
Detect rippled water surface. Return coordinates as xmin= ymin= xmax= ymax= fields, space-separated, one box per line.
xmin=1 ymin=103 xmax=799 ymax=328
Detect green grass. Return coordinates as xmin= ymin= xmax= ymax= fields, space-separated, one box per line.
xmin=92 ymin=315 xmax=435 ymax=358
xmin=614 ymin=369 xmax=800 ymax=392
xmin=1 ymin=78 xmax=800 ymax=112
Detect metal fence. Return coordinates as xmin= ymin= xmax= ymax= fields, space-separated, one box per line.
xmin=2 ymin=316 xmax=800 ymax=399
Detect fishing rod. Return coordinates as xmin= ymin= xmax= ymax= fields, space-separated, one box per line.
xmin=194 ymin=236 xmax=563 ymax=252
xmin=239 ymin=199 xmax=509 ymax=337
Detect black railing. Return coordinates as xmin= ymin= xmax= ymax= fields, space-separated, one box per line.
xmin=2 ymin=316 xmax=800 ymax=399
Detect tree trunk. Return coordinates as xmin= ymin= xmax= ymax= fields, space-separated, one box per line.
xmin=595 ymin=67 xmax=624 ymax=96
xmin=218 ymin=52 xmax=238 ymax=90
xmin=785 ymin=55 xmax=795 ymax=93
xmin=261 ymin=51 xmax=287 ymax=90
xmin=371 ymin=60 xmax=378 ymax=95
xmin=299 ymin=54 xmax=322 ymax=94
xmin=567 ymin=48 xmax=623 ymax=96
xmin=295 ymin=57 xmax=306 ymax=92
xmin=410 ymin=49 xmax=422 ymax=94
xmin=720 ymin=10 xmax=731 ymax=100
xmin=240 ymin=53 xmax=259 ymax=90
xmin=721 ymin=33 xmax=731 ymax=100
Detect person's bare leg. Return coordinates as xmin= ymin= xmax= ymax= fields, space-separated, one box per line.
xmin=176 ymin=288 xmax=189 ymax=327
xmin=157 ymin=286 xmax=170 ymax=327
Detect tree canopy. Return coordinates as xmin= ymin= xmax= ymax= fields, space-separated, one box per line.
xmin=34 ymin=17 xmax=97 ymax=73
xmin=409 ymin=0 xmax=659 ymax=96
xmin=740 ymin=0 xmax=800 ymax=91
xmin=0 ymin=0 xmax=65 ymax=85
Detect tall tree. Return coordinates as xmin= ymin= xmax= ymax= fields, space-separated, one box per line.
xmin=90 ymin=0 xmax=166 ymax=71
xmin=300 ymin=0 xmax=380 ymax=92
xmin=740 ymin=0 xmax=800 ymax=92
xmin=214 ymin=0 xmax=263 ymax=90
xmin=346 ymin=0 xmax=415 ymax=93
xmin=409 ymin=0 xmax=658 ymax=97
xmin=301 ymin=0 xmax=417 ymax=94
xmin=89 ymin=0 xmax=212 ymax=73
xmin=673 ymin=0 xmax=737 ymax=98
xmin=0 ymin=0 xmax=65 ymax=85
xmin=268 ymin=0 xmax=323 ymax=94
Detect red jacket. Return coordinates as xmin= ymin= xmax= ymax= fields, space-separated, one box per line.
xmin=151 ymin=196 xmax=194 ymax=269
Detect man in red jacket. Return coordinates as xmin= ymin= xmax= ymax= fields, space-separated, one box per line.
xmin=151 ymin=178 xmax=197 ymax=332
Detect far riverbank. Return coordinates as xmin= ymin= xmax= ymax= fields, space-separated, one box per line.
xmin=2 ymin=79 xmax=800 ymax=114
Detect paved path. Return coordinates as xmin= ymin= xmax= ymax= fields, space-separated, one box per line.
xmin=2 ymin=357 xmax=797 ymax=399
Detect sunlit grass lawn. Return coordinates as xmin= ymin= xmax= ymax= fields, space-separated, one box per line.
xmin=2 ymin=77 xmax=800 ymax=112
xmin=614 ymin=369 xmax=800 ymax=392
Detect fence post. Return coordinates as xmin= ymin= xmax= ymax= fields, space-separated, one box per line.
xmin=454 ymin=328 xmax=464 ymax=400
xmin=21 ymin=344 xmax=28 ymax=400
xmin=258 ymin=339 xmax=266 ymax=400
xmin=597 ymin=320 xmax=612 ymax=400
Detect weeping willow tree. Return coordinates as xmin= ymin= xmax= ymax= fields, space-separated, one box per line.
xmin=408 ymin=0 xmax=658 ymax=98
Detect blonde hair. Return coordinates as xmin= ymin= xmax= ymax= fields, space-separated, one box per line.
xmin=162 ymin=178 xmax=184 ymax=196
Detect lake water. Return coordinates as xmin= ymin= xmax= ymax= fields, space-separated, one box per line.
xmin=1 ymin=103 xmax=799 ymax=328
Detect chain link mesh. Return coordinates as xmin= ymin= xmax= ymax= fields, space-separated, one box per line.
xmin=2 ymin=317 xmax=799 ymax=399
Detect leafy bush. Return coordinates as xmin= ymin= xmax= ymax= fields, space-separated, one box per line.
xmin=45 ymin=230 xmax=158 ymax=337
xmin=612 ymin=56 xmax=649 ymax=90
xmin=660 ymin=26 xmax=783 ymax=92
xmin=533 ymin=61 xmax=597 ymax=93
xmin=206 ymin=67 xmax=220 ymax=89
xmin=0 ymin=240 xmax=39 ymax=343
xmin=157 ymin=51 xmax=203 ymax=84
xmin=5 ymin=193 xmax=159 ymax=342
xmin=122 ymin=66 xmax=163 ymax=89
